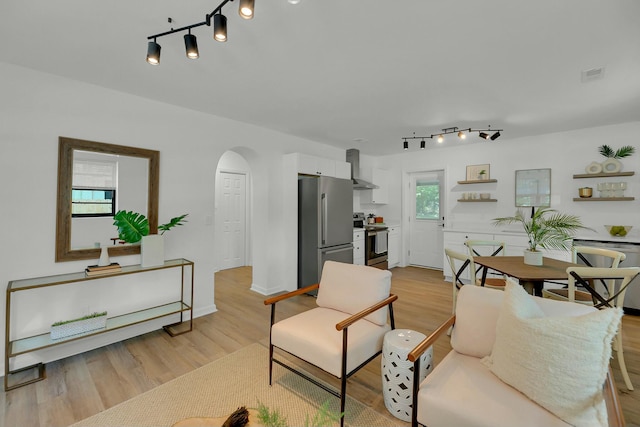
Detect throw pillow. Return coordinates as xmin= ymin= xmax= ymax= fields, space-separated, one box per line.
xmin=483 ymin=279 xmax=622 ymax=427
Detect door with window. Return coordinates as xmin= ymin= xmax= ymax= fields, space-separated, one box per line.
xmin=409 ymin=171 xmax=444 ymax=269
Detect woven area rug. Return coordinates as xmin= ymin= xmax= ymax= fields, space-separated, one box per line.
xmin=71 ymin=343 xmax=404 ymax=427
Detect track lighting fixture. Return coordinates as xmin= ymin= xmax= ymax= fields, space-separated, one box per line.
xmin=146 ymin=0 xmax=255 ymax=64
xmin=239 ymin=0 xmax=255 ymax=19
xmin=184 ymin=31 xmax=199 ymax=59
xmin=401 ymin=125 xmax=503 ymax=150
xmin=146 ymin=39 xmax=161 ymax=65
xmin=213 ymin=13 xmax=227 ymax=42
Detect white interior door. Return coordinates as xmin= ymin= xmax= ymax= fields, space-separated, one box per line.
xmin=409 ymin=171 xmax=444 ymax=269
xmin=219 ymin=172 xmax=246 ymax=270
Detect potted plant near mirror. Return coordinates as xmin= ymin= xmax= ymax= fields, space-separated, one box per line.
xmin=113 ymin=211 xmax=188 ymax=267
xmin=492 ymin=208 xmax=591 ymax=265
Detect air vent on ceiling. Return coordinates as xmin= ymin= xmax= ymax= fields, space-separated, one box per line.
xmin=581 ymin=67 xmax=605 ymax=83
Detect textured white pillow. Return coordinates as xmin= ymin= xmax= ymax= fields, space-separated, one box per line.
xmin=483 ymin=280 xmax=622 ymax=427
xmin=315 ymin=261 xmax=392 ymax=325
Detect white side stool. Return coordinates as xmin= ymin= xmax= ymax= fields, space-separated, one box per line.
xmin=381 ymin=329 xmax=433 ymax=421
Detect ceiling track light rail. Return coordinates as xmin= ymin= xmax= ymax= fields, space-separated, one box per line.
xmin=146 ymin=0 xmax=255 ymax=65
xmin=402 ymin=126 xmax=502 ymax=150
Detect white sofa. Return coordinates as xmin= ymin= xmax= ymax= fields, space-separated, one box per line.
xmin=408 ymin=281 xmax=625 ymax=427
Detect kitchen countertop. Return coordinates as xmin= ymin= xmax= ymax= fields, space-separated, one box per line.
xmin=443 ymin=227 xmax=640 ymax=244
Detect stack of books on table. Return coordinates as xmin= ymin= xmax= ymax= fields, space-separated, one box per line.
xmin=85 ymin=263 xmax=122 ymax=276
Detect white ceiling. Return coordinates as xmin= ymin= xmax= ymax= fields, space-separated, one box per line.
xmin=2 ymin=0 xmax=639 ymax=155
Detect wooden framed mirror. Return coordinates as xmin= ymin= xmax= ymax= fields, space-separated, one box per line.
xmin=56 ymin=137 xmax=159 ymax=262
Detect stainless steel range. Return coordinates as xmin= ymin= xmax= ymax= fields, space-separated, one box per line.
xmin=364 ymin=225 xmax=388 ymax=270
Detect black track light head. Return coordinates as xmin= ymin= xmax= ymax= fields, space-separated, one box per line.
xmin=146 ymin=40 xmax=161 ymax=65
xmin=403 ymin=140 xmax=408 ymax=150
xmin=239 ymin=0 xmax=255 ymax=19
xmin=184 ymin=33 xmax=199 ymax=59
xmin=478 ymin=132 xmax=489 ymax=140
xmin=490 ymin=131 xmax=501 ymax=140
xmin=420 ymin=140 xmax=426 ymax=149
xmin=213 ymin=13 xmax=227 ymax=42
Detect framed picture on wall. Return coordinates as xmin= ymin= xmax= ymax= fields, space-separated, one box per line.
xmin=466 ymin=164 xmax=490 ymax=181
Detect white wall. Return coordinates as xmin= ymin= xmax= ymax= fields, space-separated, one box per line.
xmin=0 ymin=62 xmax=347 ymax=374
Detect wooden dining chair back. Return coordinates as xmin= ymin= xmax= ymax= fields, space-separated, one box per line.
xmin=465 ymin=240 xmax=507 ymax=290
xmin=445 ymin=248 xmax=476 ymax=313
xmin=566 ymin=266 xmax=640 ymax=391
xmin=543 ymin=246 xmax=626 ymax=304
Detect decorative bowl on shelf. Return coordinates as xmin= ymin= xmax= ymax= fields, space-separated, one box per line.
xmin=604 ymin=225 xmax=632 ymax=237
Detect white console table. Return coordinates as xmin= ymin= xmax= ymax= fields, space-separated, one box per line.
xmin=4 ymin=258 xmax=194 ymax=391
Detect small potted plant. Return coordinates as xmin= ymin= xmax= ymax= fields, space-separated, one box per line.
xmin=51 ymin=311 xmax=108 ymax=339
xmin=113 ymin=211 xmax=188 ymax=267
xmin=492 ymin=208 xmax=592 ymax=265
xmin=478 ymin=169 xmax=487 ymax=180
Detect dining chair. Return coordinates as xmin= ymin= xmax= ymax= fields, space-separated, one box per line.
xmin=565 ymin=266 xmax=640 ymax=391
xmin=542 ymin=246 xmax=626 ymax=304
xmin=264 ymin=260 xmax=397 ymax=427
xmin=465 ymin=240 xmax=507 ymax=290
xmin=445 ymin=248 xmax=476 ymax=313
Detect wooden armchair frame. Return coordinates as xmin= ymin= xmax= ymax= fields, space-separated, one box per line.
xmin=407 ymin=315 xmax=625 ymax=427
xmin=264 ymin=283 xmax=397 ymax=426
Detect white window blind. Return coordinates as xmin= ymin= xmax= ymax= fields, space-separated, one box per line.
xmin=73 ymin=158 xmax=118 ymax=189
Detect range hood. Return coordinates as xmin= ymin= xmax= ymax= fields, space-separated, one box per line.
xmin=346 ymin=148 xmax=378 ymax=190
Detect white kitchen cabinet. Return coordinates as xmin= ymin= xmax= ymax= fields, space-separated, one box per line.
xmin=295 ymin=153 xmax=336 ymax=176
xmin=353 ymin=229 xmax=365 ymax=265
xmin=362 ymin=168 xmax=389 ymax=204
xmin=388 ymin=226 xmax=401 ymax=267
xmin=293 ymin=153 xmax=352 ymax=179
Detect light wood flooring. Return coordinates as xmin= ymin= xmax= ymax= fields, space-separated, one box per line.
xmin=2 ymin=266 xmax=639 ymax=426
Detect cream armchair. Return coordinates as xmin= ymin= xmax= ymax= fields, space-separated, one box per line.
xmin=408 ymin=280 xmax=625 ymax=427
xmin=264 ymin=261 xmax=397 ymax=427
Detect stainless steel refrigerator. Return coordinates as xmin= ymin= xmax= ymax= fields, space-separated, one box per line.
xmin=298 ymin=175 xmax=354 ymax=290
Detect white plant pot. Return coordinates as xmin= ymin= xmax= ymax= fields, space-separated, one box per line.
xmin=141 ymin=234 xmax=164 ymax=267
xmin=601 ymin=158 xmax=622 ymax=174
xmin=523 ymin=249 xmax=543 ymax=266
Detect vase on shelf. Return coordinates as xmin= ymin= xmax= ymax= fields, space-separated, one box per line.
xmin=141 ymin=234 xmax=164 ymax=267
xmin=585 ymin=162 xmax=602 ymax=174
xmin=601 ymin=158 xmax=622 ymax=174
xmin=98 ymin=246 xmax=110 ymax=266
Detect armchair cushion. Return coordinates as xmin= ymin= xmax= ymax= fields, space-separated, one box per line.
xmin=417 ymin=351 xmax=570 ymax=427
xmin=271 ymin=307 xmax=391 ymax=377
xmin=316 ymin=261 xmax=392 ymax=326
xmin=484 ymin=279 xmax=622 ymax=427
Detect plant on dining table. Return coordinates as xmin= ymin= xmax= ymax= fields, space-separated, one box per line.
xmin=492 ymin=208 xmax=592 ymax=252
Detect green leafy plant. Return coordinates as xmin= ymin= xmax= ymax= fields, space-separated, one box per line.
xmin=52 ymin=311 xmax=107 ymax=327
xmin=252 ymin=400 xmax=343 ymax=427
xmin=492 ymin=208 xmax=592 ymax=252
xmin=598 ymin=144 xmax=635 ymax=159
xmin=113 ymin=210 xmax=188 ymax=243
xmin=255 ymin=401 xmax=288 ymax=427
